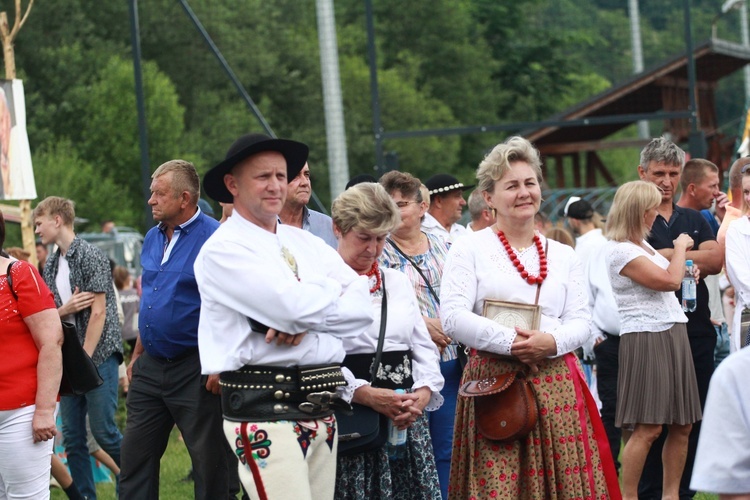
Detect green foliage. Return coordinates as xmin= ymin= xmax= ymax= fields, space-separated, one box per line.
xmin=3 ymin=0 xmax=745 ymax=223
xmin=76 ymin=56 xmax=185 ymax=208
xmin=33 ymin=140 xmax=140 ymax=231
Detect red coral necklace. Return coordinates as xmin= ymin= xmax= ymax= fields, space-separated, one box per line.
xmin=496 ymin=230 xmax=547 ymax=285
xmin=362 ymin=261 xmax=382 ymax=293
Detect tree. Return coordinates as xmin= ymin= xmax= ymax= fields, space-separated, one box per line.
xmin=33 ymin=140 xmax=140 ymax=230
xmin=76 ymin=56 xmax=185 ymax=213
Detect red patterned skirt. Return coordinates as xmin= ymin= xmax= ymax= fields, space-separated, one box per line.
xmin=448 ymin=353 xmax=621 ymax=500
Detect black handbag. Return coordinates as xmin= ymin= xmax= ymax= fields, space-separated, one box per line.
xmin=336 ymin=272 xmax=389 ymax=456
xmin=7 ymin=262 xmax=104 ymax=396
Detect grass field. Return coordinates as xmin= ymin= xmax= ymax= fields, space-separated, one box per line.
xmin=47 ymin=428 xmax=721 ymax=500
xmin=46 ymin=386 xmax=721 ymax=499
xmin=50 ymin=427 xmax=197 ymax=500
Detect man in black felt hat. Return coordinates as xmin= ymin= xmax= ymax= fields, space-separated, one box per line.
xmin=194 ymin=133 xmax=373 ymax=499
xmin=422 ymin=173 xmax=473 ymax=245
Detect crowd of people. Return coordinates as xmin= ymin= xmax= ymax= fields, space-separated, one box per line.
xmin=0 ymin=132 xmax=748 ymax=500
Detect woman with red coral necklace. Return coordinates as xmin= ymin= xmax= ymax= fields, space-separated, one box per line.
xmin=331 ymin=183 xmax=444 ymax=499
xmin=441 ymin=136 xmax=621 ymax=499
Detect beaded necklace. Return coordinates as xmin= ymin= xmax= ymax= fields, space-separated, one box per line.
xmin=363 ymin=261 xmax=382 ymax=293
xmin=496 ymin=230 xmax=548 ymax=285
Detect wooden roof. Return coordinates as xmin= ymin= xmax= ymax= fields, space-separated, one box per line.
xmin=524 ymin=38 xmax=750 ymax=150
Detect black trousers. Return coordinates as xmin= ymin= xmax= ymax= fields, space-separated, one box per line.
xmin=120 ymin=351 xmax=239 ymax=500
xmin=594 ymin=334 xmax=621 ymax=471
xmin=637 ymin=334 xmax=716 ymax=500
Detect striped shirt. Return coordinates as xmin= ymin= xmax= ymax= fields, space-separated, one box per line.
xmin=379 ymin=232 xmax=458 ymax=361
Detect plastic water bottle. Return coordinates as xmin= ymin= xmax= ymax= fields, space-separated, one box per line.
xmin=386 ymin=389 xmax=407 ymax=460
xmin=682 ymin=259 xmax=697 ymax=313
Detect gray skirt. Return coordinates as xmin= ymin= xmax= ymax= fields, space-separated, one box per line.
xmin=616 ymin=323 xmax=702 ymax=427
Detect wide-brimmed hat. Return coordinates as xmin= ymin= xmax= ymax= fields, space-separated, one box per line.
xmin=424 ymin=174 xmax=474 ymax=196
xmin=203 ymin=133 xmax=309 ymax=203
xmin=559 ymin=196 xmax=594 ymax=220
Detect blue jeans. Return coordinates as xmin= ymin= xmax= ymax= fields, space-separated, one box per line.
xmin=60 ymin=354 xmax=122 ymax=499
xmin=429 ymin=358 xmax=461 ymax=500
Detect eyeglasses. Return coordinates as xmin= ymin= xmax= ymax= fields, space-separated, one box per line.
xmin=395 ymin=200 xmax=419 ymax=208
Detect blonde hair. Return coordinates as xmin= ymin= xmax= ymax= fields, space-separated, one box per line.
xmin=546 ymin=227 xmax=575 ymax=248
xmin=152 ymin=159 xmax=200 ymax=205
xmin=331 ymin=183 xmax=401 ymax=236
xmin=606 ymin=181 xmax=661 ymax=242
xmin=33 ymin=196 xmax=76 ymax=227
xmin=477 ymin=136 xmax=543 ymax=194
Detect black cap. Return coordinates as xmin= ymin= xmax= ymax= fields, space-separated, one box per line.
xmin=560 ymin=197 xmax=594 ymax=220
xmin=345 ymin=174 xmax=378 ymax=190
xmin=424 ymin=174 xmax=474 ymax=196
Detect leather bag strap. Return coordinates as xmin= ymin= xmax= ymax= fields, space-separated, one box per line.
xmin=387 ymin=238 xmax=440 ymax=305
xmin=369 ymin=270 xmax=387 ymax=385
xmin=6 ymin=261 xmax=17 ymax=300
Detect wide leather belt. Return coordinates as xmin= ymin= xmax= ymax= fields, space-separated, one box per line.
xmin=219 ymin=364 xmax=351 ymax=422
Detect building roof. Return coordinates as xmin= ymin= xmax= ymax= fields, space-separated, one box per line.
xmin=524 ymin=38 xmax=750 ymax=149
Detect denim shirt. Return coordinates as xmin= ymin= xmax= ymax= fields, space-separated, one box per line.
xmin=43 ymin=237 xmax=123 ymax=366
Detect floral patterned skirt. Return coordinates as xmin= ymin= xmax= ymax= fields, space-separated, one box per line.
xmin=448 ymin=353 xmax=621 ymax=500
xmin=335 ymin=411 xmax=441 ymax=500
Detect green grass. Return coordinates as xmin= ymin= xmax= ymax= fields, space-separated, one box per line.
xmin=50 ymin=427 xmax=195 ymax=500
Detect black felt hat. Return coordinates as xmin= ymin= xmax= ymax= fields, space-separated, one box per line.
xmin=203 ymin=133 xmax=309 ymax=203
xmin=424 ymin=174 xmax=474 ymax=197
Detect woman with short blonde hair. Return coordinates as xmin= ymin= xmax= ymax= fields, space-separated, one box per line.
xmin=442 ymin=136 xmax=619 ymax=498
xmin=605 ymin=180 xmax=701 ymax=500
xmin=332 ymin=183 xmax=444 ymax=499
xmin=605 ymin=181 xmax=661 ymax=243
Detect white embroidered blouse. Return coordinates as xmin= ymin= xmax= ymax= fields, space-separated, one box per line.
xmin=340 ymin=267 xmax=445 ymax=411
xmin=440 ymin=228 xmax=591 ymax=357
xmin=605 ymin=240 xmax=687 ymax=335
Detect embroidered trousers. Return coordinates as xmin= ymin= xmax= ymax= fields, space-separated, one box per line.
xmin=224 ymin=416 xmax=338 ymax=500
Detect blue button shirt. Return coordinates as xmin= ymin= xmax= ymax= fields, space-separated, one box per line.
xmin=139 ymin=210 xmax=219 ymax=358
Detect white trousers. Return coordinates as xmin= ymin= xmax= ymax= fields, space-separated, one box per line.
xmin=224 ymin=416 xmax=338 ymax=500
xmin=0 ymin=405 xmax=56 ymax=500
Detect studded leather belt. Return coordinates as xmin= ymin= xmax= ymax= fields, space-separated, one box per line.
xmin=219 ymin=364 xmax=351 ymax=422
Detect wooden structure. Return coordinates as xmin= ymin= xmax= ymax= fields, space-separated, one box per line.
xmin=524 ymin=38 xmax=750 ymax=188
xmin=0 ymin=1 xmax=36 ymax=263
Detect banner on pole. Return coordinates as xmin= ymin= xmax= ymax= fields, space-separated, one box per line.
xmin=0 ymin=79 xmax=36 ymax=200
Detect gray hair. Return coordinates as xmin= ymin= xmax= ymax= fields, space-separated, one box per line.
xmin=467 ymin=189 xmax=489 ymax=221
xmin=639 ymin=137 xmax=685 ymax=171
xmin=152 ymin=159 xmax=200 ymax=205
xmin=477 ymin=136 xmax=543 ymax=194
xmin=331 ymin=182 xmax=401 ymax=236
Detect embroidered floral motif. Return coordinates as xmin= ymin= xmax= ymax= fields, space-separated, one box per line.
xmin=294 ymin=421 xmax=319 ymax=458
xmin=374 ymin=354 xmax=412 ymax=385
xmin=234 ymin=427 xmax=272 ymax=466
xmin=322 ymin=415 xmax=337 ymax=451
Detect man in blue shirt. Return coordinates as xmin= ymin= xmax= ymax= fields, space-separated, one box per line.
xmin=120 ymin=160 xmax=234 ymax=500
xmin=279 ymin=162 xmax=337 ymax=248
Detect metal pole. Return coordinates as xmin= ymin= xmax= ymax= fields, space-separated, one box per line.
xmin=177 ymin=0 xmax=273 ymax=136
xmin=629 ymin=0 xmax=650 ymax=139
xmin=128 ymin=0 xmax=153 ymax=230
xmin=740 ymin=2 xmax=750 ymax=100
xmin=683 ymin=0 xmax=706 ymax=157
xmin=364 ymin=0 xmax=384 ymax=175
xmin=316 ymin=0 xmax=350 ymax=199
